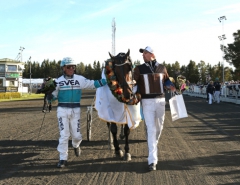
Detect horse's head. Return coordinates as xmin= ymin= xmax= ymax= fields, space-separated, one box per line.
xmin=108 ymin=49 xmax=134 ymax=101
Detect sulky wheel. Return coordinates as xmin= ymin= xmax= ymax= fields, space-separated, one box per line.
xmin=87 ymin=109 xmax=92 ymax=141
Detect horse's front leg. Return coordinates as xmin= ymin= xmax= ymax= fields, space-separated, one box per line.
xmin=110 ymin=123 xmax=124 ymax=158
xmin=124 ymin=124 xmax=131 ymax=161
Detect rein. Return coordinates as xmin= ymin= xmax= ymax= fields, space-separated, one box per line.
xmin=114 ymin=61 xmax=132 ymax=66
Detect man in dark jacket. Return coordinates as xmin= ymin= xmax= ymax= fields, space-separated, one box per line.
xmin=214 ymin=77 xmax=221 ymax=103
xmin=207 ymin=81 xmax=215 ymax=104
xmin=41 ymin=77 xmax=52 ymax=112
xmin=134 ymin=46 xmax=175 ymax=171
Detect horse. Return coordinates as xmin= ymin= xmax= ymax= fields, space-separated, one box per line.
xmin=95 ymin=49 xmax=141 ymax=161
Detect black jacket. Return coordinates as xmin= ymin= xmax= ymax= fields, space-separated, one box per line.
xmin=207 ymin=84 xmax=215 ymax=94
xmin=214 ymin=82 xmax=221 ymax=91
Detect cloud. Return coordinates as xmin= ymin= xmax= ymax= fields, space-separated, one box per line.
xmin=69 ymin=1 xmax=75 ymax=4
xmin=0 ymin=44 xmax=10 ymax=48
xmin=204 ymin=3 xmax=240 ymax=14
xmin=80 ymin=0 xmax=142 ymax=20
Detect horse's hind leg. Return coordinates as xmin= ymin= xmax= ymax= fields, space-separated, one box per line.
xmin=107 ymin=123 xmax=114 ymax=150
xmin=110 ymin=123 xmax=123 ymax=158
xmin=124 ymin=124 xmax=131 ymax=161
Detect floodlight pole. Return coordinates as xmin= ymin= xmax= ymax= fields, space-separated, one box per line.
xmin=29 ymin=56 xmax=32 ymax=94
xmin=19 ymin=46 xmax=25 ymax=62
xmin=112 ymin=18 xmax=116 ymax=56
xmin=218 ymin=16 xmax=226 ymax=84
xmin=19 ymin=46 xmax=25 ymax=95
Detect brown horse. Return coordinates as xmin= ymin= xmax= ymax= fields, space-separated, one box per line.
xmin=104 ymin=49 xmax=140 ymax=161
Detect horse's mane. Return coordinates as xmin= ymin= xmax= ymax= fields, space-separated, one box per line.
xmin=104 ymin=59 xmax=141 ymax=105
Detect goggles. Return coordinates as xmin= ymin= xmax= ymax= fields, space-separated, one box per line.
xmin=66 ymin=65 xmax=76 ymax=70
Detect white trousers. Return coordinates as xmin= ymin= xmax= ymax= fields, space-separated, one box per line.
xmin=142 ymin=98 xmax=165 ymax=165
xmin=208 ymin=93 xmax=213 ymax=104
xmin=214 ymin=91 xmax=220 ymax=103
xmin=57 ymin=107 xmax=82 ymax=160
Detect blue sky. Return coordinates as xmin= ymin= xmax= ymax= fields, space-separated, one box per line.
xmin=0 ymin=0 xmax=239 ymax=67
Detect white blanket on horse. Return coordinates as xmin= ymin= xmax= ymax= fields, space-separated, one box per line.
xmin=95 ymin=73 xmax=141 ymax=129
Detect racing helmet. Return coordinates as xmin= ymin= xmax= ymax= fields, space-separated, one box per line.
xmin=60 ymin=57 xmax=77 ymax=67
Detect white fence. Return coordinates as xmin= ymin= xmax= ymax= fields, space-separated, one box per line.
xmin=184 ymin=84 xmax=240 ymax=104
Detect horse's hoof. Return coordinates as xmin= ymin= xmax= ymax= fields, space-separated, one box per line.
xmin=119 ymin=134 xmax=125 ymax=140
xmin=124 ymin=153 xmax=131 ymax=161
xmin=110 ymin=144 xmax=115 ymax=150
xmin=115 ymin=150 xmax=124 ymax=158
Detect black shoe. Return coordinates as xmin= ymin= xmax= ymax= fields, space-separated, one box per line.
xmin=57 ymin=160 xmax=67 ymax=168
xmin=74 ymin=147 xmax=81 ymax=157
xmin=148 ymin=163 xmax=156 ymax=171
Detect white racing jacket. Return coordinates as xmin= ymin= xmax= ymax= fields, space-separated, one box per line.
xmin=52 ymin=74 xmax=96 ymax=108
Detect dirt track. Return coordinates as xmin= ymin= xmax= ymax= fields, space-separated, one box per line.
xmin=0 ymin=90 xmax=240 ymax=185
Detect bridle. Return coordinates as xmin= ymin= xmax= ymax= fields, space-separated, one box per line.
xmin=113 ymin=55 xmax=134 ymax=94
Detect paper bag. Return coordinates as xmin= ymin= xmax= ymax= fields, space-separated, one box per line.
xmin=169 ymin=94 xmax=188 ymax=121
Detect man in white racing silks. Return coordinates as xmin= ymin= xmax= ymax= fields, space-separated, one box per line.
xmin=48 ymin=57 xmax=107 ymax=168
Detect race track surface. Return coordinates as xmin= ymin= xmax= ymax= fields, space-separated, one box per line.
xmin=0 ymin=90 xmax=240 ymax=185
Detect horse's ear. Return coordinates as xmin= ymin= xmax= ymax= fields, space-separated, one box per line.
xmin=126 ymin=49 xmax=130 ymax=56
xmin=109 ymin=52 xmax=113 ymax=58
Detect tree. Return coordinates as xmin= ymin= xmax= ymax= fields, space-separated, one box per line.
xmin=21 ymin=56 xmax=237 ymax=82
xmin=185 ymin=60 xmax=199 ymax=84
xmin=197 ymin=61 xmax=207 ymax=84
xmin=84 ymin=64 xmax=94 ymax=79
xmin=166 ymin=61 xmax=180 ymax=83
xmin=93 ymin=61 xmax=102 ymax=79
xmin=180 ymin=65 xmax=187 ymax=79
xmin=76 ymin=62 xmax=85 ymax=75
xmin=133 ymin=60 xmax=141 ymax=66
xmin=222 ymin=29 xmax=240 ymax=69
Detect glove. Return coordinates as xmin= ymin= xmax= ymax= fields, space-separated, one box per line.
xmin=94 ymin=79 xmax=107 ymax=88
xmin=164 ymin=79 xmax=175 ymax=91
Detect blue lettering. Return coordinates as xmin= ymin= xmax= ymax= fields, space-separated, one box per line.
xmin=65 ymin=81 xmax=70 ymax=85
xmin=59 ymin=80 xmax=80 ymax=86
xmin=59 ymin=81 xmax=64 ymax=86
xmin=70 ymin=80 xmax=74 ymax=85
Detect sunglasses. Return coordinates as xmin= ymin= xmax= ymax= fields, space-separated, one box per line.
xmin=66 ymin=65 xmax=76 ymax=70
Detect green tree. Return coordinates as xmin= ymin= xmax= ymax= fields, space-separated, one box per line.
xmin=133 ymin=60 xmax=141 ymax=66
xmin=222 ymin=29 xmax=240 ymax=69
xmin=172 ymin=61 xmax=181 ymax=73
xmin=224 ymin=67 xmax=234 ymax=81
xmin=76 ymin=62 xmax=85 ymax=75
xmin=180 ymin=65 xmax=187 ymax=78
xmin=185 ymin=60 xmax=199 ymax=84
xmin=84 ymin=64 xmax=94 ymax=79
xmin=93 ymin=61 xmax=102 ymax=79
xmin=197 ymin=61 xmax=207 ymax=84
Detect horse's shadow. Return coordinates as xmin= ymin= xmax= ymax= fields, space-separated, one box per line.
xmin=82 ymin=139 xmax=146 ymax=146
xmin=0 ymin=139 xmax=146 ymax=149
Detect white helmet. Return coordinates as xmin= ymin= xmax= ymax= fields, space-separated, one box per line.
xmin=60 ymin=57 xmax=77 ymax=67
